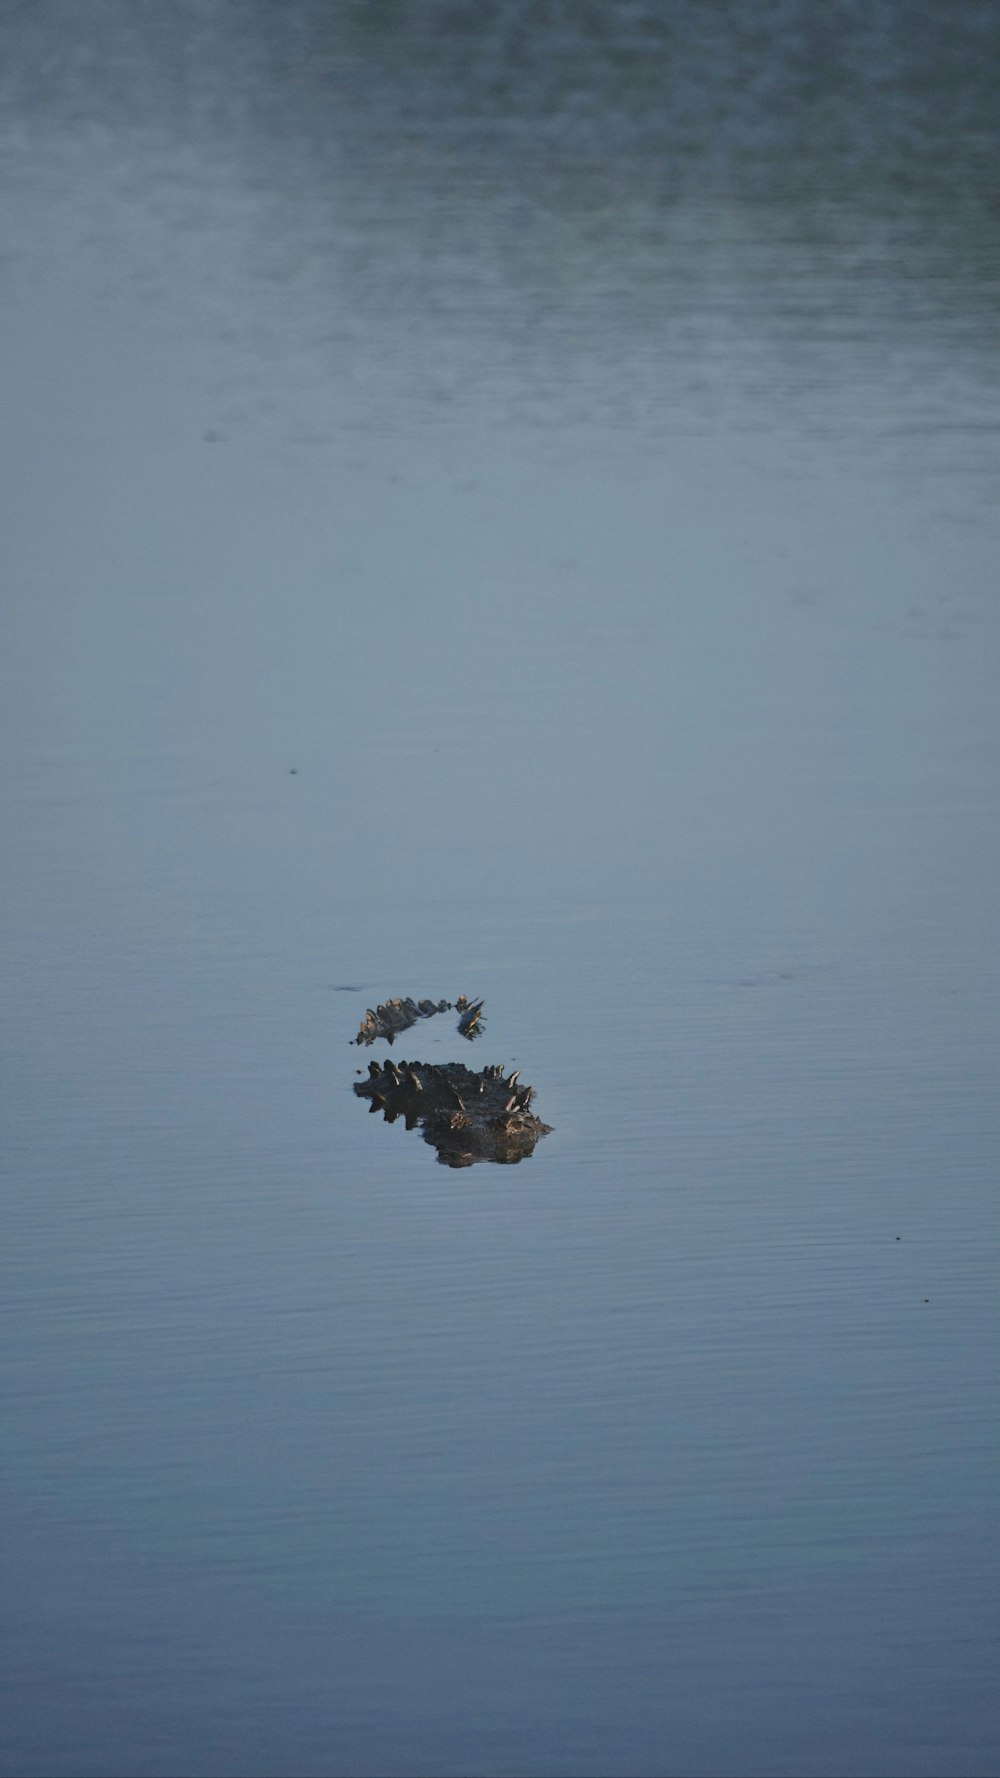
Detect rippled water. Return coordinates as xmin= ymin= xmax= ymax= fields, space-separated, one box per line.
xmin=3 ymin=6 xmax=999 ymax=1775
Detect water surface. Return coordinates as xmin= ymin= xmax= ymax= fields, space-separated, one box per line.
xmin=2 ymin=6 xmax=999 ymax=1775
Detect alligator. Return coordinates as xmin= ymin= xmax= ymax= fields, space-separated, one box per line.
xmin=354 ymin=994 xmax=484 ymax=1046
xmin=354 ymin=1056 xmax=551 ymax=1168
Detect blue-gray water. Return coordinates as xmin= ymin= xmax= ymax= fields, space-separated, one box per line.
xmin=2 ymin=5 xmax=999 ymax=1774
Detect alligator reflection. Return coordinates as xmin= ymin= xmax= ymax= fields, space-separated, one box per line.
xmin=355 ymin=1059 xmax=551 ymax=1168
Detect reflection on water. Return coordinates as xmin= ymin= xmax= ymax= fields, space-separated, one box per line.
xmin=2 ymin=4 xmax=999 ymax=1776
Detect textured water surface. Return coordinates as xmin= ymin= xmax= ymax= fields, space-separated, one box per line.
xmin=2 ymin=5 xmax=999 ymax=1775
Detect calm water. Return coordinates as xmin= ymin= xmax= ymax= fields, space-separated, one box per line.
xmin=2 ymin=5 xmax=999 ymax=1774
